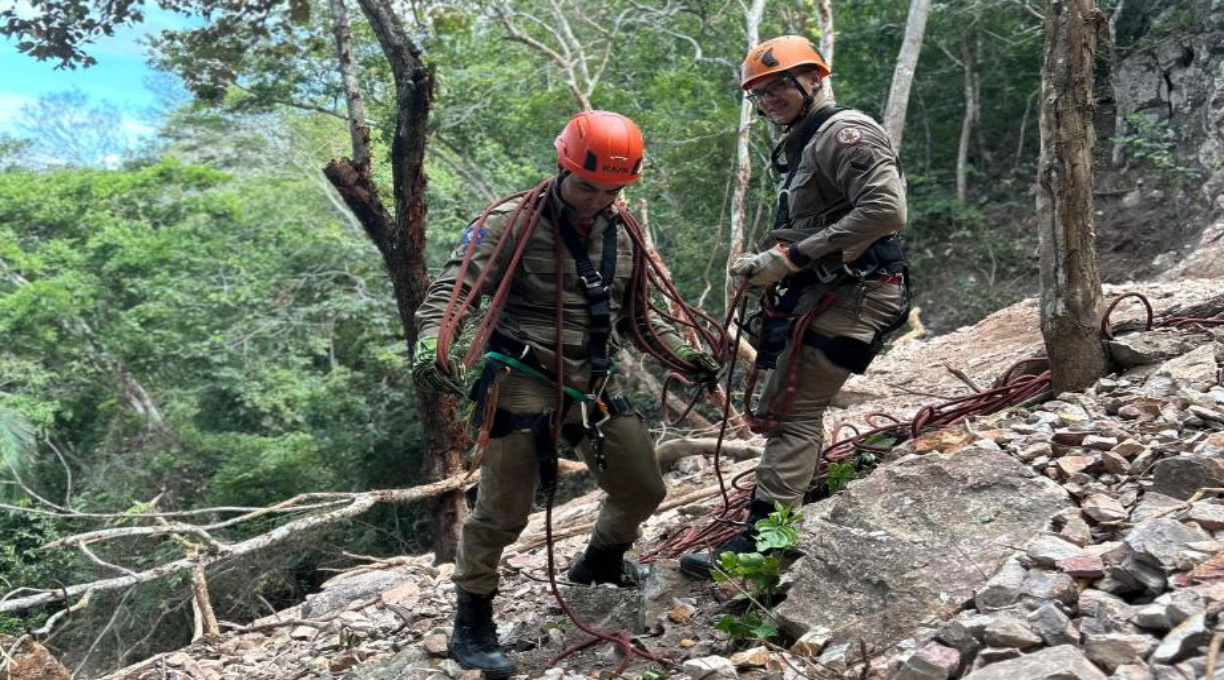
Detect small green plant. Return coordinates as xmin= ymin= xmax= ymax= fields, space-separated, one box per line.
xmin=338 ymin=626 xmax=361 ymax=649
xmin=714 ymin=610 xmax=777 ymax=642
xmin=711 ymin=503 xmax=802 ymax=643
xmin=825 ymin=461 xmax=857 ymax=494
xmin=1116 ymin=114 xmax=1202 ymax=185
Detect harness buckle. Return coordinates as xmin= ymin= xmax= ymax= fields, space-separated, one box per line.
xmin=579 ymin=271 xmax=604 ymax=291
xmin=593 ymin=397 xmax=612 ymax=427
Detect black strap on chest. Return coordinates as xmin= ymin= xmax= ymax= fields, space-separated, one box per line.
xmin=557 ymin=219 xmax=619 ymax=381
xmin=772 ymin=105 xmax=848 ymax=231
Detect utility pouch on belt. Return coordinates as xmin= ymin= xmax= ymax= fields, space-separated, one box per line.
xmin=757 ymin=316 xmax=792 ymax=370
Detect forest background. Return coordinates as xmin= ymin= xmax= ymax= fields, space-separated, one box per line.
xmin=0 ymin=0 xmax=1209 ymax=675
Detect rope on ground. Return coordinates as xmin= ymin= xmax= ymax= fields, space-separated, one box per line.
xmin=642 ymin=291 xmax=1224 ymax=562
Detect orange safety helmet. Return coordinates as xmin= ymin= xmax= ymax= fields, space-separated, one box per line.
xmin=741 ymin=35 xmax=831 ymax=91
xmin=554 ymin=111 xmax=645 ymax=186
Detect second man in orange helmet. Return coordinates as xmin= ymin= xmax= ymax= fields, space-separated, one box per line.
xmin=681 ymin=36 xmax=910 ymax=577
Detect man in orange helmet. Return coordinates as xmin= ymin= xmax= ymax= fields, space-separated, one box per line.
xmin=680 ymin=36 xmax=909 ymax=578
xmin=413 ymin=111 xmax=719 ymax=677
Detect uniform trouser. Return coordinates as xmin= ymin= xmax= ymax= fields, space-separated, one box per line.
xmin=453 ymin=372 xmax=667 ymax=595
xmin=754 ymin=279 xmax=906 ymax=509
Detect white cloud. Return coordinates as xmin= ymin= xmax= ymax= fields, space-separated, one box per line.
xmin=0 ymin=93 xmax=36 ymax=126
xmin=121 ymin=117 xmax=156 ymax=137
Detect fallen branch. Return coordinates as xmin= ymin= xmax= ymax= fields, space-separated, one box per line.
xmin=656 ymin=437 xmax=763 ymax=470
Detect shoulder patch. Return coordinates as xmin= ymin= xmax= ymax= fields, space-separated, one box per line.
xmin=460 ymin=223 xmax=487 ymax=246
xmin=835 ymin=127 xmax=864 ymax=146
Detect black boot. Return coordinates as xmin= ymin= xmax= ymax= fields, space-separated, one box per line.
xmin=679 ymin=498 xmax=775 ymax=580
xmin=567 ymin=542 xmax=644 ymax=588
xmin=448 ymin=587 xmax=516 ymax=679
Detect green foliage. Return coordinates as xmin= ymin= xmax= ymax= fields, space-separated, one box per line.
xmin=825 ymin=461 xmax=858 ymax=495
xmin=715 ymin=610 xmax=778 ymax=643
xmin=754 ymin=502 xmax=801 ymax=552
xmin=1116 ymin=114 xmax=1202 ymax=185
xmin=0 ymin=506 xmax=82 ymax=635
xmin=0 ymin=406 xmax=37 ymax=501
xmin=710 ymin=505 xmax=801 ymax=643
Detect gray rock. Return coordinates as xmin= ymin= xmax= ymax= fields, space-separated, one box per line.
xmin=1020 ymin=568 xmax=1079 ymax=606
xmin=639 ymin=559 xmax=692 ymax=632
xmin=1058 ymin=513 xmax=1095 ymax=546
xmin=1131 ymin=493 xmax=1185 ymax=523
xmin=973 ymin=647 xmax=1023 ymax=668
xmin=1077 ymin=589 xmax=1137 ymax=632
xmin=1084 ymin=435 xmax=1120 ymax=451
xmin=1109 ymin=332 xmax=1201 ymax=368
xmin=681 ymin=656 xmax=736 ymax=679
xmin=555 ymin=585 xmax=641 ymax=637
xmin=1134 ymin=602 xmax=1173 ymax=631
xmin=1124 ymin=555 xmax=1169 ymax=594
xmin=1162 ymin=589 xmax=1207 ymax=625
xmin=1057 ymin=553 xmax=1106 ymax=578
xmin=816 ymin=642 xmax=854 ymax=673
xmin=1024 ymin=535 xmax=1085 ymax=566
xmin=935 ymin=619 xmax=981 ymax=657
xmin=1019 ymin=442 xmax=1054 ymax=462
xmin=895 ymin=642 xmax=962 ymax=680
xmin=1151 ymin=612 xmax=1209 ymax=664
xmin=1151 ymin=456 xmax=1224 ymax=500
xmin=774 ymin=448 xmax=1072 ymax=651
xmin=1084 ymin=494 xmax=1130 ymax=523
xmin=981 ymin=617 xmax=1043 ymax=649
xmin=962 ymin=644 xmax=1107 ymax=679
xmin=1112 ymin=439 xmax=1147 ymax=459
xmin=976 ymin=558 xmax=1035 ymax=612
xmin=1110 ymin=663 xmax=1155 ymax=680
xmin=1158 ymin=344 xmax=1221 ymax=388
xmin=1081 ymin=632 xmax=1159 ymax=672
xmin=1187 ymin=501 xmax=1224 ymax=530
xmin=1102 ymin=451 xmax=1133 ymax=475
xmin=1026 ymin=602 xmax=1078 ymax=646
xmin=341 ymin=647 xmax=433 ymax=680
xmin=1124 ymin=518 xmax=1212 ymax=570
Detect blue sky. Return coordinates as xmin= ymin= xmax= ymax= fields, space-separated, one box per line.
xmin=0 ymin=5 xmax=190 ymax=138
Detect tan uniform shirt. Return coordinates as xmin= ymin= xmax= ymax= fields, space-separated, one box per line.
xmin=415 ymin=189 xmax=684 ymax=388
xmin=767 ymin=94 xmax=906 ymax=264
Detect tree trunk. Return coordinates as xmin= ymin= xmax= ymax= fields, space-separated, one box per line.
xmin=1036 ymin=0 xmax=1108 ymax=393
xmin=955 ymin=31 xmax=978 ymax=202
xmin=324 ymin=0 xmax=469 ymax=564
xmin=882 ymin=0 xmax=931 ymax=151
xmin=728 ymin=0 xmax=766 ymax=308
xmin=816 ymin=0 xmax=835 ymax=68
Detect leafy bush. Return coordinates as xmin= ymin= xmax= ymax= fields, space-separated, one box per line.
xmin=1116 ymin=114 xmax=1202 ymax=185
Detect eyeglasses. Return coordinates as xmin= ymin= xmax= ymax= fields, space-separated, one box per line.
xmin=746 ymin=78 xmax=794 ymax=104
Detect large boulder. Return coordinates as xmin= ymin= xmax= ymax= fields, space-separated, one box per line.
xmin=774 ymin=448 xmax=1071 ymax=651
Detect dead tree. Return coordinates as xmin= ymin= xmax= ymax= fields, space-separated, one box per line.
xmin=323 ymin=0 xmax=469 ymax=562
xmin=1036 ymin=0 xmax=1108 ymax=393
xmin=728 ymin=0 xmax=766 ymax=301
xmin=883 ymin=0 xmax=932 ymax=150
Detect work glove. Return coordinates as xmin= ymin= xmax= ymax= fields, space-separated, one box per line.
xmin=728 ymin=244 xmax=803 ymax=288
xmin=676 ymin=345 xmax=722 ymax=387
xmin=411 ymin=336 xmax=466 ymax=398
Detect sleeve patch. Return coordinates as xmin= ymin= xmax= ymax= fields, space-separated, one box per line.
xmin=460 ymin=224 xmax=487 ymax=246
xmin=835 ymin=127 xmax=864 ymax=146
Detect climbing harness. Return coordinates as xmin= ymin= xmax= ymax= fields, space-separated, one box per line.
xmin=433 ymin=176 xmax=724 ymax=673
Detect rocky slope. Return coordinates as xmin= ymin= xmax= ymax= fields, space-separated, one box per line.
xmin=13 ymin=279 xmax=1221 ymax=680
